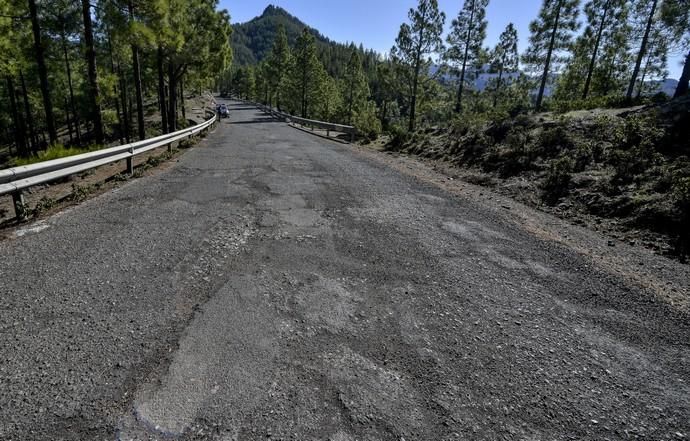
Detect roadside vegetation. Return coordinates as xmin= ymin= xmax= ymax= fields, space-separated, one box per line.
xmin=10 ymin=143 xmax=102 ymax=166
xmin=390 ymin=97 xmax=690 ymax=259
xmin=228 ymin=0 xmax=689 ymax=259
xmin=0 ymin=0 xmax=232 ymax=168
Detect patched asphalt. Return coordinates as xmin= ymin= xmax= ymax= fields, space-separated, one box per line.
xmin=1 ymin=101 xmax=689 ymax=441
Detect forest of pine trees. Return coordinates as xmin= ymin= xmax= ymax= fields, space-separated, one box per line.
xmin=224 ymin=0 xmax=689 ymax=139
xmin=0 ymin=0 xmax=232 ymax=161
xmin=1 ymin=0 xmax=688 ymax=160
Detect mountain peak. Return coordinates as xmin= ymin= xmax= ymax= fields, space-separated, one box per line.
xmin=262 ymin=5 xmax=290 ymax=17
xmin=232 ymin=5 xmax=330 ymax=66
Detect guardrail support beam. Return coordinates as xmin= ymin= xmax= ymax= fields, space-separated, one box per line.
xmin=126 ymin=157 xmax=134 ymax=175
xmin=12 ymin=191 xmax=25 ymax=221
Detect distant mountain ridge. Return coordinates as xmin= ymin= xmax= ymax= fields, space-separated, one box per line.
xmin=432 ymin=64 xmax=679 ymax=98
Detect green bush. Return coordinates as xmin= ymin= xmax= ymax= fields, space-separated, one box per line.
xmin=353 ymin=101 xmax=382 ymax=141
xmin=387 ymin=124 xmax=410 ymax=150
xmin=572 ymin=142 xmax=596 ymax=172
xmin=11 ymin=143 xmax=103 ymax=166
xmin=673 ymin=174 xmax=690 ymax=214
xmin=542 ymin=156 xmax=575 ymax=204
xmin=672 ymin=176 xmax=690 ymax=257
xmin=450 ymin=112 xmax=490 ymax=136
xmin=550 ymin=95 xmax=646 ymax=113
xmin=607 ymin=115 xmax=665 ymax=185
xmin=590 ymin=115 xmax=626 ymax=146
xmin=536 ymin=121 xmax=576 ymax=157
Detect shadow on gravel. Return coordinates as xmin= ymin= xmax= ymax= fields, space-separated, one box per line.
xmin=232 ymin=118 xmax=280 ymax=125
xmin=226 ymin=105 xmax=257 ymax=111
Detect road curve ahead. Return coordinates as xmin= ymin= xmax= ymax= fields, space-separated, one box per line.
xmin=1 ymin=101 xmax=689 ymax=440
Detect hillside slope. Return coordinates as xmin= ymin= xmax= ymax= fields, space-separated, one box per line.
xmin=385 ymin=98 xmax=690 ymax=261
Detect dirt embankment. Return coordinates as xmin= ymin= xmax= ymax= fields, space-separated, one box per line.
xmin=381 ymin=97 xmax=690 ymax=262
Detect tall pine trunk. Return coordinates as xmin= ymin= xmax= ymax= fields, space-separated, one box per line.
xmin=409 ymin=59 xmax=420 ymax=132
xmin=583 ymin=0 xmax=611 ymax=99
xmin=276 ymin=70 xmax=282 ymax=111
xmin=128 ymin=92 xmax=134 ymax=137
xmin=119 ymin=67 xmax=131 ymax=143
xmin=300 ymin=63 xmax=307 ymax=118
xmin=128 ymin=1 xmax=145 ymax=141
xmin=81 ymin=0 xmax=104 ymax=145
xmin=347 ymin=81 xmax=354 ymax=124
xmin=674 ymin=50 xmax=690 ymax=98
xmin=6 ymin=76 xmax=27 ymax=157
xmin=493 ymin=66 xmax=504 ymax=107
xmin=20 ymin=71 xmax=37 ymax=153
xmin=157 ymin=46 xmax=168 ymax=134
xmin=627 ymin=0 xmax=657 ymax=101
xmin=107 ymin=32 xmax=125 ymax=144
xmin=64 ymin=96 xmax=73 ymax=144
xmin=179 ymin=76 xmax=186 ymax=122
xmin=536 ymin=0 xmax=563 ymax=111
xmin=380 ymin=100 xmax=389 ymax=130
xmin=408 ymin=11 xmax=429 ymax=132
xmin=455 ymin=0 xmax=476 ymax=113
xmin=636 ymin=53 xmax=652 ymax=98
xmin=167 ymin=62 xmax=177 ymax=132
xmin=28 ymin=0 xmax=57 ymax=145
xmin=62 ymin=34 xmax=81 ymax=146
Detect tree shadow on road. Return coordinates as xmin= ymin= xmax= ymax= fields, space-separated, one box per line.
xmin=231 ymin=117 xmax=281 ymax=125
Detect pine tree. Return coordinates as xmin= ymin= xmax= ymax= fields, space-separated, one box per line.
xmin=634 ymin=26 xmax=668 ymax=97
xmin=343 ymin=49 xmax=369 ymax=124
xmin=318 ymin=74 xmax=341 ymax=122
xmin=626 ymin=0 xmax=659 ymax=100
xmin=580 ymin=0 xmax=629 ymax=99
xmin=374 ymin=61 xmax=398 ymax=130
xmin=589 ymin=3 xmax=631 ymax=96
xmin=27 ymin=0 xmax=57 ymax=144
xmin=524 ymin=0 xmax=581 ymax=111
xmin=81 ymin=0 xmax=104 ymax=144
xmin=1 ymin=0 xmax=30 ymax=156
xmin=163 ymin=0 xmax=232 ymax=131
xmin=445 ymin=0 xmax=489 ymax=112
xmin=127 ymin=0 xmax=146 ymax=140
xmin=391 ymin=0 xmax=445 ymax=131
xmin=44 ymin=0 xmax=83 ymax=145
xmin=489 ymin=23 xmax=519 ymax=107
xmin=267 ymin=25 xmax=291 ymax=109
xmin=661 ymin=0 xmax=690 ymax=97
xmin=242 ymin=66 xmax=256 ymax=100
xmin=255 ymin=61 xmax=271 ymax=104
xmin=290 ymin=28 xmax=326 ymax=118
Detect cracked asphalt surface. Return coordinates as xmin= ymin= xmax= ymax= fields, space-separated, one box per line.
xmin=1 ymin=101 xmax=689 ymax=440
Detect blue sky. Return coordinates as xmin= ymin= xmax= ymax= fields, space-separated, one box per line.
xmin=219 ymin=0 xmax=684 ymax=80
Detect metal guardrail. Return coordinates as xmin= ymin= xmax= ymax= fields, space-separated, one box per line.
xmin=253 ymin=102 xmax=356 ymax=142
xmin=1 ymin=114 xmax=217 ymax=220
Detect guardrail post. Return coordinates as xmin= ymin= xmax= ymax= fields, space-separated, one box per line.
xmin=12 ymin=191 xmax=26 ymax=221
xmin=350 ymin=132 xmax=355 ymax=143
xmin=126 ymin=146 xmax=134 ymax=174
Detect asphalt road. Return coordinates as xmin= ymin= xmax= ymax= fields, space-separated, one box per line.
xmin=1 ymin=101 xmax=689 ymax=441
